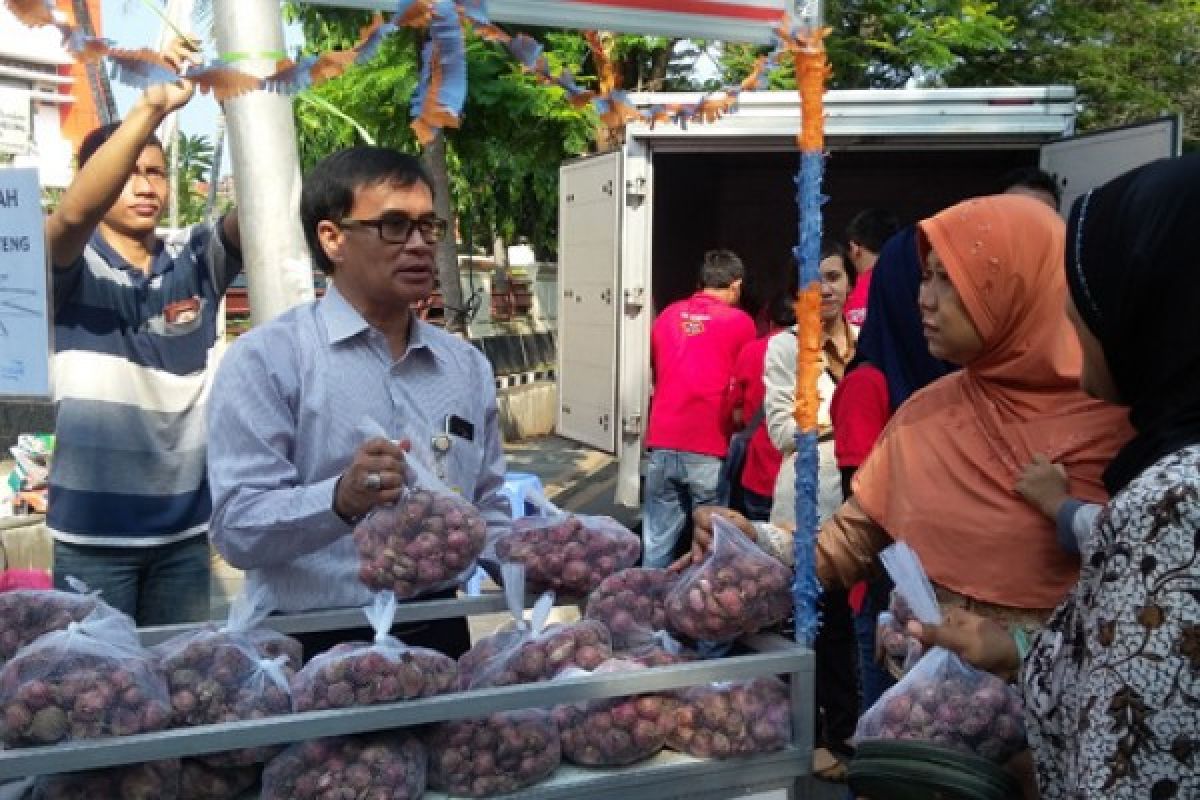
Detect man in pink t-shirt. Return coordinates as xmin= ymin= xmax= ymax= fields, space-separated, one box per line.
xmin=642 ymin=250 xmax=756 ymax=568
xmin=842 ymin=208 xmax=899 ymax=327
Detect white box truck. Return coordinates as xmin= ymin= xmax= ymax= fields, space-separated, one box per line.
xmin=554 ymin=86 xmax=1181 ymax=506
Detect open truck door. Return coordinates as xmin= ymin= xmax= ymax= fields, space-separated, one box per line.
xmin=1041 ymin=116 xmax=1182 ymax=216
xmin=557 ymin=151 xmax=623 ymax=453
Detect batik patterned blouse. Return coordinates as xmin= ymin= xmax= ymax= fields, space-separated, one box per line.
xmin=1023 ymin=445 xmax=1200 ymax=800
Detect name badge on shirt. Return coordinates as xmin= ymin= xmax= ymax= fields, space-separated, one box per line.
xmin=165 ymin=296 xmax=201 ymax=326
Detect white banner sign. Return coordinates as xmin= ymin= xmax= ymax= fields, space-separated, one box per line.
xmin=0 ymin=88 xmax=32 ymax=156
xmin=312 ymin=0 xmax=793 ymax=43
xmin=0 ymin=167 xmax=51 ymax=398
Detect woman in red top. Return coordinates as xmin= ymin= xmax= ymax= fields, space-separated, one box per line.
xmin=722 ymin=293 xmax=796 ymax=520
xmin=829 ymin=225 xmax=956 ymax=710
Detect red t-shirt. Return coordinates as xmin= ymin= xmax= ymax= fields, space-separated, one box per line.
xmin=830 ymin=364 xmax=890 ymax=468
xmin=647 ymin=292 xmax=756 ymax=457
xmin=844 ymin=268 xmax=874 ymax=327
xmin=722 ymin=336 xmax=784 ymax=496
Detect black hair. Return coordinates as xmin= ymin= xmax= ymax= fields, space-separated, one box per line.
xmin=300 ymin=146 xmax=435 ymax=275
xmin=821 ymin=240 xmax=856 ymax=287
xmin=767 ymin=289 xmax=796 ymax=328
xmin=998 ymin=166 xmax=1062 ymax=210
xmin=698 ymin=249 xmax=745 ymax=289
xmin=77 ymin=122 xmax=163 ymax=168
xmin=845 ymin=209 xmax=900 ymax=255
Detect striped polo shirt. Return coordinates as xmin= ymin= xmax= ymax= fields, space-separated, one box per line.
xmin=47 ymin=221 xmax=242 ymax=547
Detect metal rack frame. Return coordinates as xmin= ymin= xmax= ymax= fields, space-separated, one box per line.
xmin=1 ymin=594 xmax=816 ymax=799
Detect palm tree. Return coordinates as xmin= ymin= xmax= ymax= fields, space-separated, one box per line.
xmin=169 ymin=132 xmax=215 ymax=225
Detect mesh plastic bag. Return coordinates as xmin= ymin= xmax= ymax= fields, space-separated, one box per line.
xmin=664 ymin=515 xmax=792 ymax=642
xmin=290 ymin=591 xmax=457 ymax=710
xmin=618 ymin=632 xmax=698 ymax=668
xmin=584 ymin=567 xmax=679 ymax=650
xmin=667 ymin=676 xmax=791 ymax=758
xmin=0 ymin=606 xmax=169 ymax=747
xmin=353 ymin=454 xmax=488 ymax=600
xmin=0 ymin=578 xmax=123 ymax=666
xmin=425 ymin=709 xmax=560 ymax=797
xmin=245 ymin=628 xmax=303 ymax=671
xmin=261 ymin=733 xmax=426 ymax=800
xmin=854 ymin=543 xmax=1027 ymax=762
xmin=177 ymin=760 xmax=259 ymax=800
xmin=551 ymin=658 xmax=673 ymax=766
xmin=458 ymin=565 xmax=611 ymax=690
xmin=151 ymin=589 xmax=294 ymax=767
xmin=493 ymin=490 xmax=639 ymax=594
xmin=876 ymin=604 xmax=926 ymax=678
xmin=29 ymin=760 xmax=181 ymax=800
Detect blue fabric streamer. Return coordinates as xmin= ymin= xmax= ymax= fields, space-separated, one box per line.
xmin=791 ymin=148 xmax=828 ymax=648
xmin=458 ymin=0 xmax=490 ymax=26
xmin=355 ymin=20 xmax=398 ymax=65
xmin=108 ymin=54 xmax=178 ymax=90
xmin=506 ymin=33 xmax=544 ymax=70
xmin=409 ymin=38 xmax=435 ymax=119
xmin=262 ymin=54 xmax=317 ymax=94
xmin=430 ymin=0 xmax=467 ymax=115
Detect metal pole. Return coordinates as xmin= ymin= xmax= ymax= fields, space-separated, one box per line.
xmin=212 ymin=0 xmax=315 ymax=324
xmin=795 ymin=0 xmax=822 ymax=28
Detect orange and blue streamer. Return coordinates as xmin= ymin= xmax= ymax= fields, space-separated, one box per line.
xmin=781 ymin=23 xmax=831 ymax=648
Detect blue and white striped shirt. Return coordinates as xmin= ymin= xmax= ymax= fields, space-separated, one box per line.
xmin=206 ymin=284 xmax=510 ymax=612
xmin=48 ymin=222 xmax=241 ymax=547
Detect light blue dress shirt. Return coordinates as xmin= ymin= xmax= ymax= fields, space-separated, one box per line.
xmin=207 ymin=284 xmax=510 ymax=611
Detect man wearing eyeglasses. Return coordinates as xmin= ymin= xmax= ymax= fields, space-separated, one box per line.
xmin=206 ymin=146 xmax=510 ymax=658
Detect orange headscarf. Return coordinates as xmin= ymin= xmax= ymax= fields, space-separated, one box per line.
xmin=851 ymin=195 xmax=1132 ymax=610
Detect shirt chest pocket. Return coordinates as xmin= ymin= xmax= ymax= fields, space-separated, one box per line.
xmin=152 ymin=296 xmax=205 ymax=337
xmin=440 ymin=432 xmax=483 ymax=497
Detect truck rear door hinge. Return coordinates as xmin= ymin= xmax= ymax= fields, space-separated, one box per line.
xmin=625 ymin=176 xmax=647 ymax=207
xmin=622 ymin=413 xmax=642 ymax=437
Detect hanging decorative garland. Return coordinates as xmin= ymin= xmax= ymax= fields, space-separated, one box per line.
xmin=4 ymin=0 xmax=787 ymax=144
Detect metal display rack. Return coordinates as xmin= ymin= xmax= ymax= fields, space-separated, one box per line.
xmin=0 ymin=593 xmax=816 ymax=799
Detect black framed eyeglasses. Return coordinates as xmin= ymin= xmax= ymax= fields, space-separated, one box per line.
xmin=338 ymin=214 xmax=449 ymax=244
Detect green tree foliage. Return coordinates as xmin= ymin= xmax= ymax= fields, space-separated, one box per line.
xmin=720 ymin=0 xmax=1012 ymax=90
xmin=170 ymin=132 xmax=215 ymax=225
xmin=720 ymin=0 xmax=1198 ymax=142
xmin=951 ymin=0 xmax=1199 ymax=138
xmin=285 ymin=5 xmax=598 ymax=259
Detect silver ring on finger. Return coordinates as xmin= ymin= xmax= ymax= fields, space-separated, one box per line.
xmin=364 ymin=471 xmax=382 ymax=491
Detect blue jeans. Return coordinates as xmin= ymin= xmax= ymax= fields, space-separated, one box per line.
xmin=854 ymin=578 xmax=896 ymax=711
xmin=53 ymin=536 xmax=212 ymax=626
xmin=642 ymin=449 xmax=722 ymax=568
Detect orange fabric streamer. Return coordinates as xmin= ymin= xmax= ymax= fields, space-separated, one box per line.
xmin=776 ymin=24 xmax=831 ymax=152
xmin=792 ymin=283 xmax=823 ymax=431
xmin=585 ymin=31 xmax=619 ymax=95
xmin=411 ymin=42 xmax=462 ymax=145
xmin=739 ymin=55 xmax=768 ymax=92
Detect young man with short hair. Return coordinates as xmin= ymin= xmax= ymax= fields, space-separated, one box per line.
xmin=641 ymin=249 xmax=756 ymax=569
xmin=842 ymin=208 xmax=900 ymax=327
xmin=47 ymin=40 xmax=242 ymax=625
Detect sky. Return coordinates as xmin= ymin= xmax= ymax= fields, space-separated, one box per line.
xmin=102 ymin=0 xmax=221 ymax=144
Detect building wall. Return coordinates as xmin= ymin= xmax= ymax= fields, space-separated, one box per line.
xmin=0 ymin=4 xmax=79 ymax=187
xmin=56 ymin=0 xmax=104 ymax=153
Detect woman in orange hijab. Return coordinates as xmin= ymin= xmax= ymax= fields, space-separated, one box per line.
xmin=810 ymin=193 xmax=1132 ymax=619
